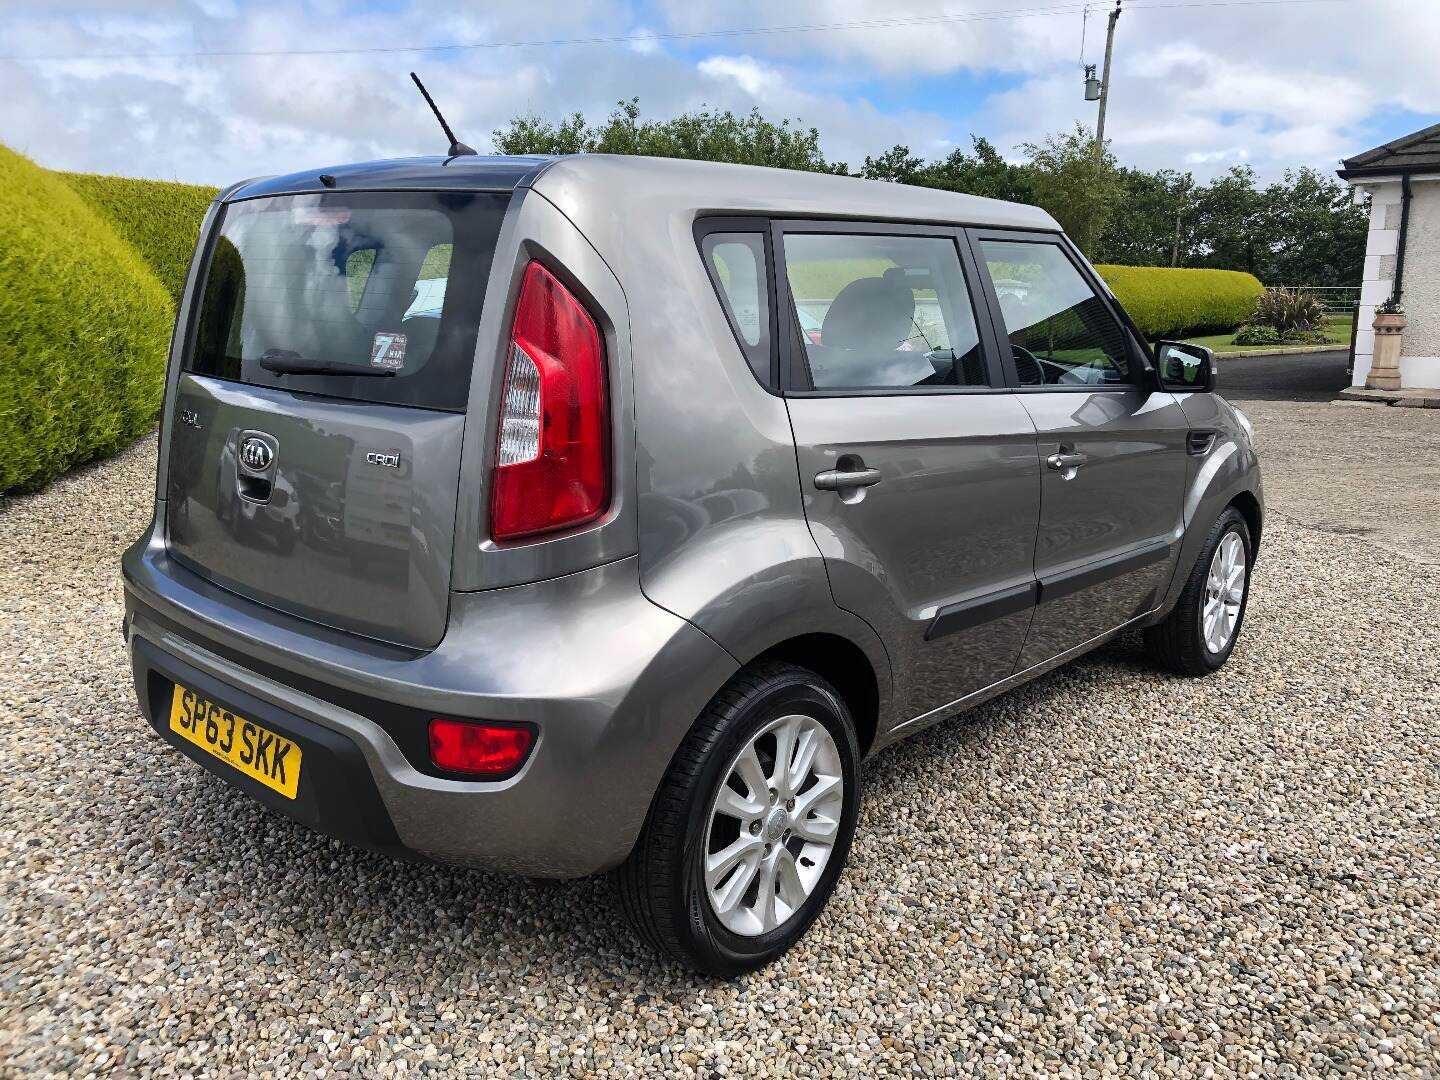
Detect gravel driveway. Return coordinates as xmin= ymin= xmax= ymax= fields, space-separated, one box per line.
xmin=1221 ymin=349 xmax=1440 ymax=566
xmin=3 ymin=432 xmax=1438 ymax=1077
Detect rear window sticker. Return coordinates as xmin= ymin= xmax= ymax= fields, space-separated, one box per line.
xmin=371 ymin=331 xmax=408 ymax=370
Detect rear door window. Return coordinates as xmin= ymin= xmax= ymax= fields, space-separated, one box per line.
xmin=188 ymin=191 xmax=509 ymax=411
xmin=779 ymin=232 xmax=988 ymax=390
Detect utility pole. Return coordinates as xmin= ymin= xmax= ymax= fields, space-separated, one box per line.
xmin=1094 ymin=0 xmax=1122 ymax=161
xmin=1171 ymin=177 xmax=1191 ymax=267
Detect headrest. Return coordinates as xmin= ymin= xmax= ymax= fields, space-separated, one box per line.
xmin=820 ymin=277 xmax=915 ymax=352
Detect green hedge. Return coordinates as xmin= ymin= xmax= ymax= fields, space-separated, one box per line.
xmin=58 ymin=171 xmax=218 ymax=307
xmin=1095 ymin=265 xmax=1264 ymax=339
xmin=0 ymin=146 xmax=174 ymax=494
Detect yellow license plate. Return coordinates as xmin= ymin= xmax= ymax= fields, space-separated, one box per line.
xmin=168 ymin=684 xmax=302 ymax=800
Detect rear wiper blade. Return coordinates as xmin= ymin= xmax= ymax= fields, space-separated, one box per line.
xmin=259 ymin=350 xmax=396 ymax=377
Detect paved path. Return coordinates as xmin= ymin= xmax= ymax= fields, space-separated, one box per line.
xmin=1220 ymin=351 xmax=1440 ymax=567
xmin=1217 ymin=349 xmax=1350 ymax=401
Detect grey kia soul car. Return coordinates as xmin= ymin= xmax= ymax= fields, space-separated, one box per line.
xmin=123 ymin=154 xmax=1262 ymax=975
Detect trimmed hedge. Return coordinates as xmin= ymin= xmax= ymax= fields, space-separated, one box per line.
xmin=0 ymin=146 xmax=174 ymax=494
xmin=58 ymin=171 xmax=218 ymax=306
xmin=1095 ymin=265 xmax=1264 ymax=339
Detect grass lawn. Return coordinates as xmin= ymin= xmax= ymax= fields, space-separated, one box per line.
xmin=1185 ymin=313 xmax=1354 ymax=353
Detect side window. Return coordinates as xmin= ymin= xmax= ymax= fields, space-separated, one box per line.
xmin=404 ymin=242 xmax=452 ymax=319
xmin=701 ymin=232 xmax=771 ymax=384
xmin=978 ymin=240 xmax=1133 ymax=387
xmin=780 ymin=232 xmax=987 ymax=390
xmin=345 ymin=248 xmax=376 ymax=312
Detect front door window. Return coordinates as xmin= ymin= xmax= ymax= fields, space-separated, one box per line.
xmin=979 ymin=240 xmax=1133 ymax=387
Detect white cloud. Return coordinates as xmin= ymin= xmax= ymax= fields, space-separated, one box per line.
xmin=0 ymin=0 xmax=1437 ymax=186
xmin=627 ymin=28 xmax=663 ymax=55
xmin=698 ymin=54 xmax=783 ymax=97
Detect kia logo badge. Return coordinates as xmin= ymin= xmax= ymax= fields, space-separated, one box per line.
xmin=240 ymin=436 xmax=274 ymax=471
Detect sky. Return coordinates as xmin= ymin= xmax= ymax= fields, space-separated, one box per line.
xmin=1 ymin=0 xmax=1436 ymax=188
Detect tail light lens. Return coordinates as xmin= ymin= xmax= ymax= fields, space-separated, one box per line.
xmin=428 ymin=718 xmax=535 ymax=777
xmin=491 ymin=261 xmax=608 ymax=541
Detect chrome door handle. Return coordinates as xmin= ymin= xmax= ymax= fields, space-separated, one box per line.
xmin=1046 ymin=451 xmax=1088 ymax=472
xmin=814 ymin=467 xmax=883 ymax=491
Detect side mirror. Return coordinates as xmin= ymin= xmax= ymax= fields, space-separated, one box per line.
xmin=1155 ymin=341 xmax=1216 ymax=393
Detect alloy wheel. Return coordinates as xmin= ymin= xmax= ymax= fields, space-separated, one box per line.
xmin=702 ymin=713 xmax=844 ymax=937
xmin=1202 ymin=530 xmax=1247 ymax=654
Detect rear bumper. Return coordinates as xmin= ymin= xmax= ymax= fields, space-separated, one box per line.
xmin=123 ymin=525 xmax=738 ymax=877
xmin=132 ymin=635 xmax=410 ymax=859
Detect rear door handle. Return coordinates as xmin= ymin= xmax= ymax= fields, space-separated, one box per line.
xmin=1046 ymin=450 xmax=1088 ymax=472
xmin=814 ymin=467 xmax=883 ymax=491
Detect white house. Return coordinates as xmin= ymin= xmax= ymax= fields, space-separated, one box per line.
xmin=1338 ymin=123 xmax=1440 ymax=390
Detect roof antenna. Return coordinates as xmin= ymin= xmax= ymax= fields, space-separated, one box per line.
xmin=409 ymin=71 xmax=476 ymax=158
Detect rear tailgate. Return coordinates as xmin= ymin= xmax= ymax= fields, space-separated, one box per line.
xmin=166 ymin=375 xmax=464 ymax=648
xmin=163 ymin=189 xmax=509 ymax=649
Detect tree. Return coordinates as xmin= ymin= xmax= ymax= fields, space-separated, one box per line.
xmin=862 ymin=137 xmax=1034 ymax=203
xmin=1262 ymin=168 xmax=1367 ymax=287
xmin=1188 ymin=166 xmax=1272 ymax=277
xmin=860 ymin=144 xmax=927 ymax=185
xmin=1020 ymin=124 xmax=1122 ymax=257
xmin=492 ymin=98 xmax=844 ymax=173
xmin=930 ymin=137 xmax=1036 ymax=204
xmin=493 ymin=100 xmax=1368 ymax=285
xmin=1095 ymin=168 xmax=1195 ymax=267
xmin=491 ymin=112 xmax=590 ymax=156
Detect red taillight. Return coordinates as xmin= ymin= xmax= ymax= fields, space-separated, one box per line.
xmin=428 ymin=718 xmax=535 ymax=777
xmin=490 ymin=261 xmax=608 ymax=541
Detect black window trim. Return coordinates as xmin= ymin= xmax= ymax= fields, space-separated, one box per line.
xmin=693 ymin=215 xmax=783 ymax=394
xmin=964 ymin=227 xmax=1156 ymax=394
xmin=769 ymin=217 xmax=1009 ymax=398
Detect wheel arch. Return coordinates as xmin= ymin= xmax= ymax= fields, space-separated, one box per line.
xmin=1228 ymin=489 xmax=1263 ymax=555
xmin=747 ymin=632 xmax=883 ymax=757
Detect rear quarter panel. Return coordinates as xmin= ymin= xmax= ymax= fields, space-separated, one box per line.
xmin=530 ymin=162 xmax=895 ymax=723
xmin=451 ymin=188 xmax=640 ymax=590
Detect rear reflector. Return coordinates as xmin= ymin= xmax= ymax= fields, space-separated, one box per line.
xmin=428 ymin=718 xmax=535 ymax=777
xmin=490 ymin=261 xmax=608 ymax=541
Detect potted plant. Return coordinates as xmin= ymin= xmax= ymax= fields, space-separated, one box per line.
xmin=1373 ymin=296 xmax=1406 ymax=323
xmin=1368 ymin=297 xmax=1406 ymax=391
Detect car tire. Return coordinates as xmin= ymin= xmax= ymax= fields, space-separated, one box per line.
xmin=613 ymin=662 xmax=861 ymax=977
xmin=1144 ymin=506 xmax=1253 ymax=676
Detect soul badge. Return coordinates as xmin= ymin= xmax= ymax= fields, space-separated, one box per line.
xmin=370 ymin=331 xmax=408 ymax=370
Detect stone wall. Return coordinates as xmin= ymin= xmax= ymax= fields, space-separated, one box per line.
xmin=1399 ymin=181 xmax=1440 ymax=372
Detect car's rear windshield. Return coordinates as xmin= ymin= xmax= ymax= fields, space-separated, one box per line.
xmin=187 ymin=190 xmax=509 ymax=411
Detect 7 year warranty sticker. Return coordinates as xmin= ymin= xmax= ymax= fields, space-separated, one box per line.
xmin=371 ymin=331 xmax=408 ymax=370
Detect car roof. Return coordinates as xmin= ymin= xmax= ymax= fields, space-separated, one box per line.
xmin=222 ymin=152 xmax=1059 ymax=232
xmin=534 ymin=154 xmax=1059 ymax=231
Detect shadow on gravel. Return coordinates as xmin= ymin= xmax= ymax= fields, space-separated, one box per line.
xmin=160 ymin=635 xmax=1156 ymax=987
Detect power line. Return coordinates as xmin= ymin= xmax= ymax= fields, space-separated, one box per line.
xmin=0 ymin=0 xmax=1354 ymax=62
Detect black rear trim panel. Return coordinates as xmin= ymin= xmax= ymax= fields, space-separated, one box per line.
xmin=131 ymin=635 xmax=409 ymax=859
